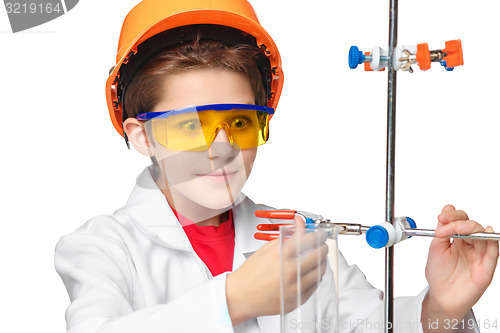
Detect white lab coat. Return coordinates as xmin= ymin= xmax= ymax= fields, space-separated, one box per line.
xmin=55 ymin=166 xmax=477 ymax=332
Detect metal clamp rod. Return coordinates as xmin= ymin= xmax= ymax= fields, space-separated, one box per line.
xmin=404 ymin=228 xmax=500 ymax=241
xmin=335 ymin=223 xmax=500 ymax=241
xmin=332 ymin=223 xmax=369 ymax=235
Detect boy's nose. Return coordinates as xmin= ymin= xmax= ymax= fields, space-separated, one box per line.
xmin=208 ymin=129 xmax=238 ymax=158
xmin=214 ymin=128 xmax=230 ymax=143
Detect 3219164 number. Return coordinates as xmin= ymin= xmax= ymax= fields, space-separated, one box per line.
xmin=5 ymin=2 xmax=62 ymax=14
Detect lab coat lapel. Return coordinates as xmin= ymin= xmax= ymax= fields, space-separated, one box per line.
xmin=125 ymin=166 xmax=194 ymax=252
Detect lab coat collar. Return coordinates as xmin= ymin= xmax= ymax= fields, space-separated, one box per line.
xmin=125 ymin=166 xmax=192 ymax=251
xmin=125 ymin=166 xmax=267 ymax=254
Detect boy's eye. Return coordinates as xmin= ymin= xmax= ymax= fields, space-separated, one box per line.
xmin=231 ymin=117 xmax=251 ymax=129
xmin=179 ymin=120 xmax=202 ymax=132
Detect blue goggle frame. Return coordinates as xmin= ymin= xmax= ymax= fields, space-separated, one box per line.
xmin=136 ymin=103 xmax=275 ymax=120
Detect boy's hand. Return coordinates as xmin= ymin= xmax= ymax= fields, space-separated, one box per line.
xmin=226 ymin=216 xmax=328 ymax=326
xmin=422 ymin=205 xmax=499 ymax=330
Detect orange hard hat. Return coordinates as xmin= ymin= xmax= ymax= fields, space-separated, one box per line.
xmin=105 ymin=0 xmax=284 ymax=137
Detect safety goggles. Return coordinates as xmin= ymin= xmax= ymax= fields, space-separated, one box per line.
xmin=137 ymin=104 xmax=274 ymax=151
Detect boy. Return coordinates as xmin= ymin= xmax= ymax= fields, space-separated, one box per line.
xmin=55 ymin=0 xmax=498 ymax=332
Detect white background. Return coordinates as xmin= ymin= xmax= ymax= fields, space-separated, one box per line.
xmin=1 ymin=0 xmax=499 ymax=331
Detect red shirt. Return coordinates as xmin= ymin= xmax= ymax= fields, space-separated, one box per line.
xmin=170 ymin=207 xmax=235 ymax=277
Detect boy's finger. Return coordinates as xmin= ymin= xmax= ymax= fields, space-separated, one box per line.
xmin=438 ymin=205 xmax=469 ymax=225
xmin=429 ymin=229 xmax=452 ymax=252
xmin=456 ymin=220 xmax=485 ymax=235
xmin=283 ymin=228 xmax=327 ymax=258
xmin=298 ymin=244 xmax=329 ymax=273
xmin=300 ymin=279 xmax=321 ymax=306
xmin=294 ymin=230 xmax=328 ymax=255
xmin=435 ymin=221 xmax=459 ymax=238
xmin=294 ymin=215 xmax=306 ymax=228
xmin=435 ymin=220 xmax=484 ymax=238
xmin=441 ymin=204 xmax=456 ymax=213
xmin=484 ymin=226 xmax=500 ymax=275
xmin=300 ymin=259 xmax=327 ymax=291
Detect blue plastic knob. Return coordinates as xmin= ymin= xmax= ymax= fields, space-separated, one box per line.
xmin=366 ymin=225 xmax=389 ymax=249
xmin=440 ymin=60 xmax=454 ymax=71
xmin=406 ymin=216 xmax=417 ymax=229
xmin=349 ymin=46 xmax=365 ymax=69
xmin=405 ymin=216 xmax=417 ymax=238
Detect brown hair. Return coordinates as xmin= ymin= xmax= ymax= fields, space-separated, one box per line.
xmin=123 ymin=39 xmax=269 ymax=119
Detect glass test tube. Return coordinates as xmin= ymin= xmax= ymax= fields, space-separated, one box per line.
xmin=279 ymin=224 xmax=340 ymax=333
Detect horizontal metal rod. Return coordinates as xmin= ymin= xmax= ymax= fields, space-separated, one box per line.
xmin=330 ymin=223 xmax=500 ymax=241
xmin=315 ymin=222 xmax=500 ymax=241
xmin=404 ymin=228 xmax=500 ymax=241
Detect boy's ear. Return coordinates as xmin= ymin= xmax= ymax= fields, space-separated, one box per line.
xmin=123 ymin=118 xmax=154 ymax=156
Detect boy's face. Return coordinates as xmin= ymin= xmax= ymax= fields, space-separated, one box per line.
xmin=145 ymin=68 xmax=258 ymax=213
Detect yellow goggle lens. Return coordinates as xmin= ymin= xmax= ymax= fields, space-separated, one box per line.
xmin=150 ymin=109 xmax=270 ymax=151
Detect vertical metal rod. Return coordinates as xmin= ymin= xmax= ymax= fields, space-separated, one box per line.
xmin=385 ymin=0 xmax=398 ymax=333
